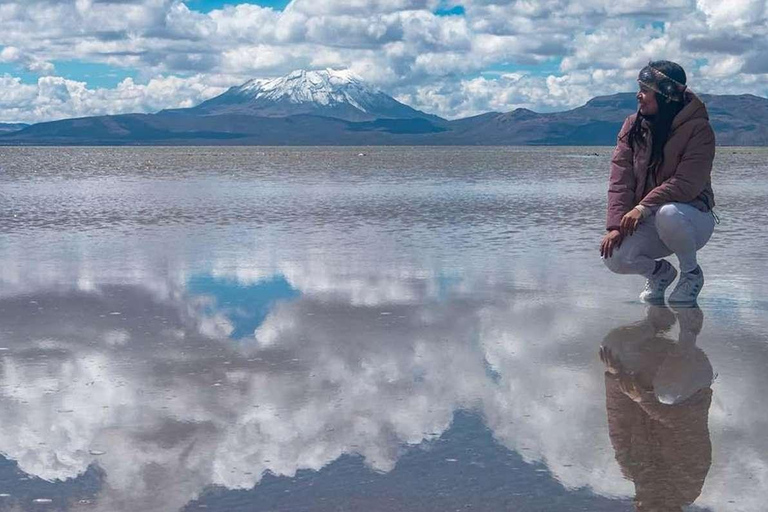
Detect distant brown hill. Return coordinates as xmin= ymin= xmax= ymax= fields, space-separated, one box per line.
xmin=432 ymin=93 xmax=768 ymax=146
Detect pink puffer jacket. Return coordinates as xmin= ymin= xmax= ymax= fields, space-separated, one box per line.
xmin=606 ymin=91 xmax=716 ymax=231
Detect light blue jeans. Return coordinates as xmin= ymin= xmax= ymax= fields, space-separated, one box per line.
xmin=603 ymin=203 xmax=716 ymax=277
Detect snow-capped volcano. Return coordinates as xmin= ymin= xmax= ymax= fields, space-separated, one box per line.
xmin=192 ymin=69 xmax=440 ymax=122
xmin=239 ymin=69 xmax=375 ymax=109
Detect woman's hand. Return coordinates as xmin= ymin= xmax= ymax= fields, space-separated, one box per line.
xmin=600 ymin=230 xmax=623 ymax=258
xmin=601 ymin=346 xmax=649 ymax=402
xmin=599 ymin=346 xmax=623 ymax=375
xmin=619 ymin=373 xmax=646 ymax=403
xmin=619 ymin=208 xmax=643 ymax=237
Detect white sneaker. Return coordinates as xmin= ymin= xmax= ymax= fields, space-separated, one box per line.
xmin=669 ymin=267 xmax=704 ymax=304
xmin=639 ymin=260 xmax=678 ymax=303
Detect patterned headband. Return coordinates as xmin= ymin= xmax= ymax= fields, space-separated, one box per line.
xmin=637 ymin=63 xmax=687 ymax=102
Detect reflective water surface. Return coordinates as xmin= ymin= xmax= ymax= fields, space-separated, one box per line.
xmin=0 ymin=147 xmax=766 ymax=511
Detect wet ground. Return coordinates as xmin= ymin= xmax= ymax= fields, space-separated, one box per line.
xmin=0 ymin=147 xmax=766 ymax=511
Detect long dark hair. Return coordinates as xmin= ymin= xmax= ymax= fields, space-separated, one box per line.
xmin=624 ymin=60 xmax=687 ymax=170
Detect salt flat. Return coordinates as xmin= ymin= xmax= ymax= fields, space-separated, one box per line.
xmin=0 ymin=146 xmax=765 ymax=511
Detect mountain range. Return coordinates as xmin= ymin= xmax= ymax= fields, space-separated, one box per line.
xmin=2 ymin=69 xmax=767 ymax=145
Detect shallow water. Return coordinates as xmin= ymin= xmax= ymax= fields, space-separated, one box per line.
xmin=0 ymin=146 xmax=766 ymax=511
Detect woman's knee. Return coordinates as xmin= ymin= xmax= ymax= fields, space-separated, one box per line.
xmin=602 ymin=250 xmax=633 ymax=274
xmin=655 ymin=203 xmax=687 ymax=234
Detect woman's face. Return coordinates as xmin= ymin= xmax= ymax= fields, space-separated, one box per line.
xmin=637 ymin=85 xmax=659 ymax=116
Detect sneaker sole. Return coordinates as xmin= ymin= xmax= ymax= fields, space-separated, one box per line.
xmin=669 ymin=295 xmax=700 ymax=304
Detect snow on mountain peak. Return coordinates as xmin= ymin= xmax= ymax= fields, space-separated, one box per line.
xmin=193 ymin=68 xmax=434 ymax=122
xmin=235 ymin=69 xmax=378 ymax=112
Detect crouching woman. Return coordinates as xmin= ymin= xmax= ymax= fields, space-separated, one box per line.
xmin=600 ymin=60 xmax=717 ymax=304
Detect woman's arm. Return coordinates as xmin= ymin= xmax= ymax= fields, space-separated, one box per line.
xmin=604 ymin=372 xmax=644 ymax=481
xmin=606 ymin=116 xmax=637 ymax=231
xmin=639 ymin=122 xmax=715 ymax=207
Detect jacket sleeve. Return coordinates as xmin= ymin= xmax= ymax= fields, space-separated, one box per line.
xmin=635 ymin=388 xmax=711 ymax=427
xmin=639 ymin=122 xmax=715 ymax=207
xmin=635 ymin=389 xmax=713 ymax=505
xmin=606 ymin=116 xmax=636 ymax=231
xmin=605 ymin=372 xmax=643 ymax=481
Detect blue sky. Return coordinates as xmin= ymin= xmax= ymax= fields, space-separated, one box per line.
xmin=185 ymin=0 xmax=465 ymax=15
xmin=0 ymin=0 xmax=766 ymax=123
xmin=52 ymin=61 xmax=139 ymax=88
xmin=189 ymin=0 xmax=292 ymax=12
xmin=188 ymin=274 xmax=300 ymax=340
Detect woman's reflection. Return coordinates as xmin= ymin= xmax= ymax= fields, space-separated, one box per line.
xmin=599 ymin=305 xmax=713 ymax=512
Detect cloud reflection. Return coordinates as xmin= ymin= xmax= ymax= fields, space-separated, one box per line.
xmin=0 ymin=257 xmax=765 ymax=511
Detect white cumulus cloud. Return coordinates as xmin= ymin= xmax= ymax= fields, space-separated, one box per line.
xmin=0 ymin=0 xmax=765 ymax=121
xmin=0 ymin=74 xmax=227 ymax=123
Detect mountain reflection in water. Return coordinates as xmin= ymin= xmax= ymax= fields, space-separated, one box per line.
xmin=0 ymin=271 xmax=637 ymax=511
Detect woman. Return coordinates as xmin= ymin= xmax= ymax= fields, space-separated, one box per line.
xmin=600 ymin=60 xmax=717 ymax=304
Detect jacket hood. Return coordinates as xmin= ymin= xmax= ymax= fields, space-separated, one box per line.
xmin=672 ymin=90 xmax=708 ymax=131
